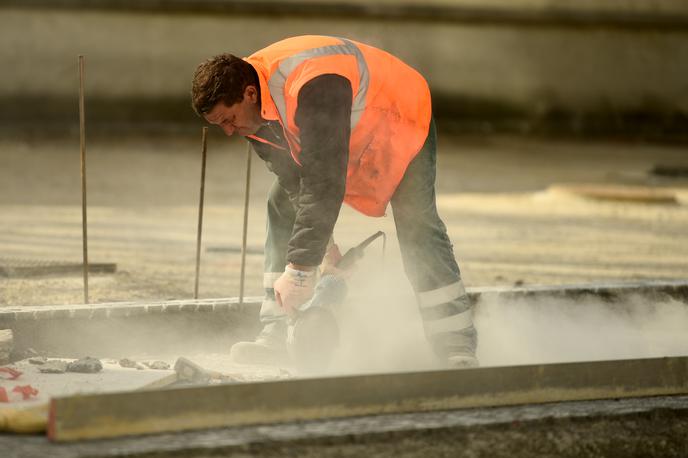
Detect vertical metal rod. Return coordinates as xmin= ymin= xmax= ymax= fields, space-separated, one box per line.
xmin=238 ymin=142 xmax=252 ymax=306
xmin=78 ymin=55 xmax=89 ymax=304
xmin=194 ymin=127 xmax=208 ymax=299
xmin=381 ymin=232 xmax=387 ymax=268
xmin=382 ymin=232 xmax=387 ymax=287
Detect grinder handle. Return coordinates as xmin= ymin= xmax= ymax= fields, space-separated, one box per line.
xmin=336 ymin=231 xmax=384 ymax=269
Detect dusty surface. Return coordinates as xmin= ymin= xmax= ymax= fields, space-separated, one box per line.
xmin=1 ymin=358 xmax=174 ymax=408
xmin=1 ymin=132 xmax=687 ymax=307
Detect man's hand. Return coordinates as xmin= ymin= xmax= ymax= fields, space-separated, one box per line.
xmin=273 ymin=265 xmax=317 ymax=315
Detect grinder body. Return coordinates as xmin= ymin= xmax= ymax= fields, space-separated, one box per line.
xmin=286 ymin=232 xmax=384 ymax=373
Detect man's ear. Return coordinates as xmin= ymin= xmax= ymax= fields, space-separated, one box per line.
xmin=245 ymin=85 xmax=258 ymax=103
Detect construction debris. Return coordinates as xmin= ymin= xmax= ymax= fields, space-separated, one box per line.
xmin=143 ymin=361 xmax=170 ymax=370
xmin=66 ymin=357 xmax=102 ymax=374
xmin=119 ymin=358 xmax=137 ymax=369
xmin=0 ymin=384 xmax=39 ymax=403
xmin=39 ymin=361 xmax=67 ymax=374
xmin=0 ymin=367 xmax=22 ymax=380
xmin=119 ymin=359 xmax=153 ymax=370
xmin=28 ymin=357 xmax=47 ymax=365
xmin=173 ymin=357 xmax=239 ymax=385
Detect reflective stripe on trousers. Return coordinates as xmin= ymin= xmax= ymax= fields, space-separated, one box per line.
xmin=390 ymin=118 xmax=476 ymax=344
xmin=418 ymin=280 xmax=474 ymax=336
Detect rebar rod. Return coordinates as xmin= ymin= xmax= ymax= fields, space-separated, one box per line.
xmin=238 ymin=142 xmax=252 ymax=306
xmin=78 ymin=55 xmax=89 ymax=304
xmin=194 ymin=127 xmax=208 ymax=299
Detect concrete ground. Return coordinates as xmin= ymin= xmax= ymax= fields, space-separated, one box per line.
xmin=1 ymin=131 xmax=687 ymax=307
xmin=0 ymin=129 xmax=688 ymax=305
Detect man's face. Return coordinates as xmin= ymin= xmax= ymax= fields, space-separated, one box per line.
xmin=204 ymin=85 xmax=263 ymax=137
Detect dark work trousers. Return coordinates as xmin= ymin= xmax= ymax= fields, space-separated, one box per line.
xmin=260 ymin=118 xmax=477 ymax=358
xmin=389 ymin=118 xmax=477 ymax=358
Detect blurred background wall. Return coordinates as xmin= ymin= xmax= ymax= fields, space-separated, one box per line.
xmin=1 ymin=0 xmax=687 ymax=139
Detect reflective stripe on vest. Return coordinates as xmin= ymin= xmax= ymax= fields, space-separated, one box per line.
xmin=267 ymin=38 xmax=369 ymax=143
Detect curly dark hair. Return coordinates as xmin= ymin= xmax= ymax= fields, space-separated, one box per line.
xmin=191 ymin=54 xmax=260 ymax=116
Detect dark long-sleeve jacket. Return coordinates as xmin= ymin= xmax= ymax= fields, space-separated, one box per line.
xmin=248 ymin=74 xmax=353 ymax=267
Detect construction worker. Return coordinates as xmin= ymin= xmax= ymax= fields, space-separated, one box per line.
xmin=191 ymin=35 xmax=478 ymax=368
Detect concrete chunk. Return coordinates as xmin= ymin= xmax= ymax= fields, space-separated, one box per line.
xmin=119 ymin=358 xmax=138 ymax=369
xmin=143 ymin=361 xmax=170 ymax=370
xmin=28 ymin=356 xmax=48 ymax=365
xmin=39 ymin=360 xmax=67 ymax=374
xmin=66 ymin=357 xmax=102 ymax=374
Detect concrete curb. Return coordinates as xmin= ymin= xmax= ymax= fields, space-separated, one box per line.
xmin=0 ymin=296 xmax=263 ymax=324
xmin=2 ymin=280 xmax=685 ymax=358
xmin=1 ymin=280 xmax=685 ymax=326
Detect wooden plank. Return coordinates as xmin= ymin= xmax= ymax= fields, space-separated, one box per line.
xmin=48 ymin=356 xmax=688 ymax=442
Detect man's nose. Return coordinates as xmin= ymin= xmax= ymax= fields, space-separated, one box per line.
xmin=222 ymin=125 xmax=235 ymax=137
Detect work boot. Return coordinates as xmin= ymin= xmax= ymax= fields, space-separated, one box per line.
xmin=447 ymin=351 xmax=480 ymax=369
xmin=229 ymin=320 xmax=290 ymax=366
xmin=431 ymin=325 xmax=479 ymax=369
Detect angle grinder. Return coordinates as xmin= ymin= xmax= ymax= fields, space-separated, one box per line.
xmin=286 ymin=231 xmax=386 ymax=373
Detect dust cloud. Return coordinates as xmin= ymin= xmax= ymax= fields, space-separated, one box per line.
xmin=35 ymin=268 xmax=688 ymax=380
xmin=325 ymin=270 xmax=688 ymax=375
xmin=475 ymin=294 xmax=688 ymax=367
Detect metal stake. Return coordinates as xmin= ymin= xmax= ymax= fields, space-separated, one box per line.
xmin=194 ymin=127 xmax=208 ymax=299
xmin=78 ymin=55 xmax=89 ymax=304
xmin=239 ymin=142 xmax=252 ymax=306
xmin=381 ymin=231 xmax=387 ymax=267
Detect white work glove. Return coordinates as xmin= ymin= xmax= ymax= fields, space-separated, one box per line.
xmin=273 ymin=265 xmax=317 ymax=316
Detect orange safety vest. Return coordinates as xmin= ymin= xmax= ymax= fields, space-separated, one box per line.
xmin=246 ymin=35 xmax=432 ymax=217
